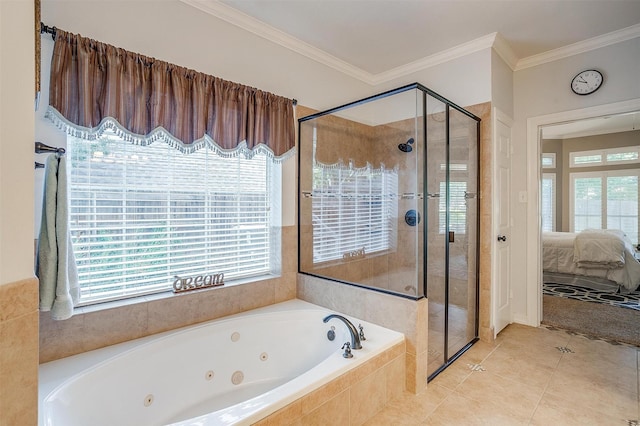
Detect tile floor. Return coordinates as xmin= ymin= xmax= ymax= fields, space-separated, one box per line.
xmin=365 ymin=323 xmax=640 ymax=425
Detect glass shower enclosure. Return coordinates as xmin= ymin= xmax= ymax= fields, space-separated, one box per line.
xmin=298 ymin=83 xmax=481 ymax=380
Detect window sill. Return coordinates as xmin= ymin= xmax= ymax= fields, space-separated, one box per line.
xmin=74 ymin=273 xmax=281 ymax=316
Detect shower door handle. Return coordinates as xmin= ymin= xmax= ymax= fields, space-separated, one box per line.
xmin=497 ymin=235 xmax=507 ymax=242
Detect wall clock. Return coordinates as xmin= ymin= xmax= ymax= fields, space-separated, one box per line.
xmin=571 ymin=69 xmax=603 ymax=95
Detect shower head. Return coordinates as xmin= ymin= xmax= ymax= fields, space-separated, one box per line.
xmin=398 ymin=138 xmax=415 ymax=153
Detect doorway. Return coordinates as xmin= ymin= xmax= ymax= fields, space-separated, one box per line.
xmin=525 ymin=98 xmax=640 ymax=327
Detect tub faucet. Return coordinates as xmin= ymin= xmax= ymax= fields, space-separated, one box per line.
xmin=323 ymin=314 xmax=362 ymax=350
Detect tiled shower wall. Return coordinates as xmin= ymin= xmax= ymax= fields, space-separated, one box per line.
xmin=39 ymin=226 xmax=298 ymax=363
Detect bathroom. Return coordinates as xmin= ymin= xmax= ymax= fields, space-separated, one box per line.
xmin=3 ymin=2 xmax=495 ymax=424
xmin=3 ymin=0 xmax=639 ymax=424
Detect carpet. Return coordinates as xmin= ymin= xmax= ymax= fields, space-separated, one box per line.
xmin=543 ymin=281 xmax=640 ymax=311
xmin=542 ymin=295 xmax=640 ymax=346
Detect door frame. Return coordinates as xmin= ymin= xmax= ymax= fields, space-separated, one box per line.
xmin=524 ymin=98 xmax=640 ymax=327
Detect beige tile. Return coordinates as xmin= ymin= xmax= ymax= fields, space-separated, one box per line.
xmin=556 ymin=351 xmax=638 ymax=393
xmin=294 ymin=390 xmax=350 ymax=426
xmin=362 ymin=404 xmax=422 ymax=426
xmin=0 ymin=311 xmax=39 ymax=426
xmin=479 ymin=345 xmax=557 ymax=392
xmin=455 ymin=339 xmax=498 ymax=365
xmin=531 ymin=393 xmax=634 ymax=426
xmin=274 ymin=272 xmax=297 ymax=303
xmin=428 ymin=358 xmax=472 ymax=391
xmin=254 ymin=399 xmax=302 ymax=426
xmin=424 ymin=391 xmax=529 ymax=426
xmin=387 ymin=385 xmax=451 ymax=422
xmin=83 ymin=303 xmax=148 ymax=349
xmin=545 ymin=367 xmax=638 ymax=420
xmin=0 ymin=277 xmax=38 ymax=322
xmin=39 ymin=309 xmax=86 ymax=362
xmin=455 ymin=370 xmax=543 ymax=420
xmin=300 ymin=372 xmax=351 ymax=414
xmin=566 ymin=334 xmax=639 ymax=369
xmin=385 ymin=355 xmax=406 ymax=401
xmin=350 ymin=367 xmax=387 ymax=426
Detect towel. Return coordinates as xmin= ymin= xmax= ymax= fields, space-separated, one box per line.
xmin=36 ymin=154 xmax=79 ymax=320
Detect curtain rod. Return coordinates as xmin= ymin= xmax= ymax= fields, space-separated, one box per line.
xmin=38 ymin=22 xmax=297 ymax=106
xmin=40 ymin=22 xmax=56 ymax=40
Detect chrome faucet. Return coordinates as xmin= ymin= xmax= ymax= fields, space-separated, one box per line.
xmin=323 ymin=314 xmax=362 ymax=350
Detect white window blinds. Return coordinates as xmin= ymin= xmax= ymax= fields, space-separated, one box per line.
xmin=439 ymin=181 xmax=467 ymax=234
xmin=571 ymin=170 xmax=639 ymax=244
xmin=541 ymin=173 xmax=556 ymax=232
xmin=312 ymin=163 xmax=398 ymax=263
xmin=68 ymin=133 xmax=279 ymax=305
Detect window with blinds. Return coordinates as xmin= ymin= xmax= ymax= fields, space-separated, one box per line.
xmin=439 ymin=181 xmax=467 ymax=234
xmin=311 ymin=164 xmax=398 ymax=263
xmin=571 ymin=170 xmax=639 ymax=244
xmin=68 ymin=133 xmax=279 ymax=305
xmin=541 ymin=173 xmax=556 ymax=232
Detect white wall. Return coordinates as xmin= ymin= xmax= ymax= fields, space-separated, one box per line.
xmin=0 ymin=0 xmax=35 ymax=285
xmin=491 ymin=50 xmax=514 ymax=118
xmin=511 ymin=37 xmax=640 ymax=321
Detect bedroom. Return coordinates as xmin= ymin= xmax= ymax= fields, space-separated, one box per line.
xmin=540 ymin=111 xmax=640 ymax=341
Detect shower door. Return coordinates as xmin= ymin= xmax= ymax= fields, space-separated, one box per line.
xmin=426 ymin=95 xmax=479 ymax=380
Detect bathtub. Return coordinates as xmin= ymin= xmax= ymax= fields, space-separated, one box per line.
xmin=39 ymin=299 xmax=404 ymax=426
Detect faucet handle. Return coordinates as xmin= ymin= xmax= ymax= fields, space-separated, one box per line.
xmin=341 ymin=342 xmax=353 ymax=358
xmin=358 ymin=324 xmax=366 ymax=341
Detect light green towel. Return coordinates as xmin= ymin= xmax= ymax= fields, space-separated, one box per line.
xmin=36 ymin=154 xmax=79 ymax=320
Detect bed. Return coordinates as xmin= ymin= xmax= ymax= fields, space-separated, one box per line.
xmin=542 ymin=229 xmax=640 ymax=293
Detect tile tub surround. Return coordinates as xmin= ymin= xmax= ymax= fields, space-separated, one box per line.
xmin=0 ymin=277 xmax=39 ymax=426
xmin=254 ymin=340 xmax=406 ymax=426
xmin=297 ymin=273 xmax=428 ymax=394
xmin=39 ymin=225 xmax=298 ymax=363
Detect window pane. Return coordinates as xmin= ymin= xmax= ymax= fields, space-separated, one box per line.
xmin=607 ymin=175 xmax=638 ymax=244
xmin=607 ymin=152 xmax=638 ymax=162
xmin=541 ymin=174 xmax=555 ymax=232
xmin=573 ymin=154 xmax=602 ymax=165
xmin=312 ymin=164 xmax=398 ymax=263
xmin=573 ymin=177 xmax=602 ymax=232
xmin=439 ymin=181 xmax=467 ymax=234
xmin=69 ymin=134 xmax=276 ymax=304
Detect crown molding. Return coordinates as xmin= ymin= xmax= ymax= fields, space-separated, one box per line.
xmin=181 ymin=0 xmax=499 ymax=85
xmin=181 ymin=0 xmax=640 ymax=82
xmin=180 ymin=0 xmax=375 ymax=83
xmin=370 ymin=33 xmax=497 ymax=85
xmin=492 ymin=32 xmax=519 ymax=70
xmin=515 ymin=23 xmax=640 ymax=71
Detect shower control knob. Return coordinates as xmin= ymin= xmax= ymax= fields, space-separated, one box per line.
xmin=497 ymin=235 xmax=507 ymax=242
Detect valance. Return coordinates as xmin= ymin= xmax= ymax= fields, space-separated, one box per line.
xmin=46 ymin=29 xmax=295 ymax=159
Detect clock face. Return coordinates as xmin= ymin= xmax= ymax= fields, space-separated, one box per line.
xmin=571 ymin=70 xmax=603 ymax=95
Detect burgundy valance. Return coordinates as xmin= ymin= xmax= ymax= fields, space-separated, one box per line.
xmin=46 ymin=29 xmax=295 ymax=159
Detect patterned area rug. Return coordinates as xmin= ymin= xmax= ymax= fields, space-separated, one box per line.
xmin=543 ymin=281 xmax=640 ymax=311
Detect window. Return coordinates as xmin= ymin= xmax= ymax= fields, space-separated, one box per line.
xmin=311 ymin=163 xmax=398 ymax=263
xmin=541 ymin=153 xmax=556 ymax=169
xmin=570 ymin=146 xmax=640 ymax=168
xmin=541 ymin=173 xmax=556 ymax=232
xmin=69 ymin=133 xmax=281 ymax=305
xmin=571 ymin=170 xmax=639 ymax=244
xmin=439 ymin=181 xmax=467 ymax=234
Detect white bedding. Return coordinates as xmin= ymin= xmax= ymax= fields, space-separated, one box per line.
xmin=542 ymin=230 xmax=640 ymax=292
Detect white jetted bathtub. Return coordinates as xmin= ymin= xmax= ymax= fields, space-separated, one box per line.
xmin=39 ymin=299 xmax=404 ymax=426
